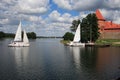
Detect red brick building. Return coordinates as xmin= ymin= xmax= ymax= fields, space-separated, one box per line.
xmin=96 ymin=9 xmax=120 ymax=39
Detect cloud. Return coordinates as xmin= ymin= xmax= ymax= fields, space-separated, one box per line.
xmin=52 ymin=0 xmax=120 ymax=24
xmin=42 ymin=22 xmax=71 ymax=36
xmin=18 ymin=0 xmax=49 ymax=14
xmin=0 ymin=0 xmax=49 ymax=15
xmin=0 ymin=0 xmax=50 ymax=25
xmin=100 ymin=9 xmax=120 ymax=24
xmin=0 ymin=9 xmax=76 ymax=36
xmin=53 ymin=0 xmax=101 ymax=11
xmin=53 ymin=0 xmax=120 ymax=11
xmin=53 ymin=0 xmax=72 ymax=10
xmin=103 ymin=0 xmax=120 ymax=10
xmin=48 ymin=10 xmax=79 ymax=23
xmin=0 ymin=18 xmax=9 ymax=25
xmin=73 ymin=0 xmax=102 ymax=11
xmin=0 ymin=0 xmax=120 ymax=36
xmin=46 ymin=10 xmax=79 ymax=36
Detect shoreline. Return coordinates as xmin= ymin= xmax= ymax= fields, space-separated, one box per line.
xmin=61 ymin=39 xmax=120 ymax=47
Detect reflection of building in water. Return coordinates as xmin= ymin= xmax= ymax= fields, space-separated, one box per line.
xmin=80 ymin=47 xmax=97 ymax=68
xmin=96 ymin=47 xmax=120 ymax=72
xmin=96 ymin=48 xmax=110 ymax=71
xmin=11 ymin=47 xmax=29 ymax=68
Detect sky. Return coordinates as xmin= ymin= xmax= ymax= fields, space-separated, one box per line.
xmin=0 ymin=0 xmax=120 ymax=37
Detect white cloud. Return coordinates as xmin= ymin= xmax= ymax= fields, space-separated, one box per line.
xmin=18 ymin=0 xmax=49 ymax=14
xmin=100 ymin=9 xmax=120 ymax=24
xmin=42 ymin=22 xmax=71 ymax=36
xmin=53 ymin=0 xmax=72 ymax=10
xmin=50 ymin=0 xmax=120 ymax=24
xmin=0 ymin=0 xmax=120 ymax=36
xmin=29 ymin=16 xmax=42 ymax=22
xmin=0 ymin=0 xmax=49 ymax=14
xmin=79 ymin=11 xmax=90 ymax=19
xmin=0 ymin=0 xmax=50 ymax=25
xmin=53 ymin=0 xmax=120 ymax=11
xmin=53 ymin=0 xmax=101 ymax=11
xmin=103 ymin=0 xmax=120 ymax=9
xmin=0 ymin=18 xmax=9 ymax=24
xmin=73 ymin=0 xmax=101 ymax=11
xmin=49 ymin=10 xmax=61 ymax=22
xmin=46 ymin=10 xmax=80 ymax=36
xmin=48 ymin=10 xmax=79 ymax=23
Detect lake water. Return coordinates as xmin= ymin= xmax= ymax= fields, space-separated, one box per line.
xmin=0 ymin=38 xmax=120 ymax=80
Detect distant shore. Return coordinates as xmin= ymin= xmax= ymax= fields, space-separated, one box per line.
xmin=37 ymin=36 xmax=62 ymax=38
xmin=0 ymin=31 xmax=36 ymax=39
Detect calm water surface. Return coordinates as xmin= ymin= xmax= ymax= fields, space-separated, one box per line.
xmin=0 ymin=38 xmax=120 ymax=80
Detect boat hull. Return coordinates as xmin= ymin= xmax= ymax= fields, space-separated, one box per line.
xmin=8 ymin=42 xmax=30 ymax=47
xmin=67 ymin=42 xmax=85 ymax=47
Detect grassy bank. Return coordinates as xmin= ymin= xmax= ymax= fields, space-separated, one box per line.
xmin=61 ymin=39 xmax=120 ymax=47
xmin=95 ymin=39 xmax=120 ymax=46
xmin=60 ymin=40 xmax=70 ymax=45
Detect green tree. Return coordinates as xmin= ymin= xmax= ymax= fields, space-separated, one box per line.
xmin=5 ymin=33 xmax=15 ymax=38
xmin=0 ymin=31 xmax=5 ymax=38
xmin=0 ymin=31 xmax=37 ymax=39
xmin=63 ymin=32 xmax=74 ymax=41
xmin=27 ymin=32 xmax=36 ymax=39
xmin=70 ymin=19 xmax=81 ymax=32
xmin=81 ymin=13 xmax=99 ymax=42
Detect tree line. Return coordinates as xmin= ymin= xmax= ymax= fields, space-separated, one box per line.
xmin=0 ymin=31 xmax=36 ymax=39
xmin=63 ymin=13 xmax=100 ymax=42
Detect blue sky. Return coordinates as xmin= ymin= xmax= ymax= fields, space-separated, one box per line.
xmin=0 ymin=0 xmax=120 ymax=36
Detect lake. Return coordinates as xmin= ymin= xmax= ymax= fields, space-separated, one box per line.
xmin=0 ymin=38 xmax=120 ymax=80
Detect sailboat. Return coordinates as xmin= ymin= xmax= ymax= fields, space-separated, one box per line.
xmin=68 ymin=24 xmax=85 ymax=47
xmin=8 ymin=21 xmax=30 ymax=47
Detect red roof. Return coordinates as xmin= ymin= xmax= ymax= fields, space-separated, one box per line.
xmin=96 ymin=9 xmax=120 ymax=31
xmin=105 ymin=21 xmax=120 ymax=29
xmin=96 ymin=9 xmax=105 ymax=21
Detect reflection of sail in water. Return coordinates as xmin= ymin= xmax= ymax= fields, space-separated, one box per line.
xmin=70 ymin=47 xmax=81 ymax=69
xmin=11 ymin=47 xmax=29 ymax=68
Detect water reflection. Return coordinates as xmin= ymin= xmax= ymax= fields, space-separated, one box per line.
xmin=0 ymin=39 xmax=120 ymax=80
xmin=10 ymin=47 xmax=29 ymax=69
xmin=72 ymin=47 xmax=80 ymax=68
xmin=81 ymin=47 xmax=97 ymax=68
xmin=80 ymin=47 xmax=97 ymax=74
xmin=70 ymin=47 xmax=82 ymax=69
xmin=96 ymin=47 xmax=120 ymax=76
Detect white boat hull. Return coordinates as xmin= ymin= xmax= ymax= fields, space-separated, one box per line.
xmin=8 ymin=42 xmax=30 ymax=47
xmin=68 ymin=42 xmax=85 ymax=47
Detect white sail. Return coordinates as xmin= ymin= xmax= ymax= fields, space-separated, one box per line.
xmin=23 ymin=30 xmax=29 ymax=43
xmin=14 ymin=21 xmax=22 ymax=41
xmin=73 ymin=24 xmax=81 ymax=42
xmin=9 ymin=21 xmax=30 ymax=47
